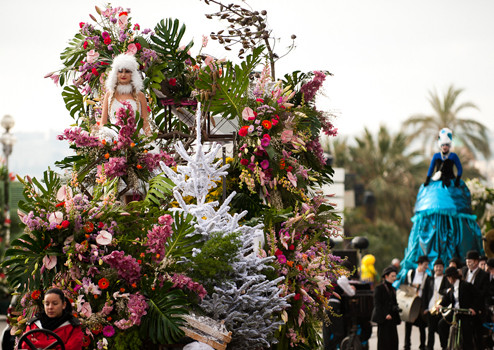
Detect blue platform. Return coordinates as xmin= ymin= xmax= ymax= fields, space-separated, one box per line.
xmin=395 ymin=179 xmax=484 ymax=286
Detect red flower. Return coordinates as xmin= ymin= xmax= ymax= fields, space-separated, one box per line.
xmin=263 ymin=134 xmax=271 ymax=140
xmin=274 ymin=249 xmax=283 ymax=256
xmin=103 ymin=37 xmax=111 ymax=45
xmin=119 ymin=12 xmax=128 ymax=17
xmin=169 ymin=78 xmax=177 ymax=86
xmin=133 ymin=23 xmax=140 ymax=30
xmin=261 ymin=120 xmax=272 ymax=130
xmin=135 ymin=43 xmax=142 ymax=51
xmin=31 ymin=290 xmax=41 ymax=300
xmin=83 ymin=222 xmax=94 ymax=233
xmin=79 ymin=22 xmax=85 ymax=29
xmin=271 ymin=118 xmax=279 ymax=126
xmin=83 ymin=41 xmax=88 ymax=49
xmin=55 ymin=201 xmax=65 ymax=207
xmin=238 ymin=126 xmax=249 ymax=137
xmin=98 ymin=278 xmax=110 ymax=290
xmin=91 ymin=68 xmax=99 ymax=76
xmin=98 ymin=222 xmax=104 ymax=229
xmin=289 ymin=244 xmax=295 ymax=250
xmin=297 ymin=264 xmax=303 ymax=271
xmin=61 ymin=220 xmax=70 ymax=229
xmin=256 ymin=98 xmax=264 ymax=103
xmin=82 ymin=335 xmax=91 ymax=347
xmin=240 ymin=158 xmax=249 ymax=166
xmin=287 ymin=165 xmax=293 ymax=172
xmin=294 ymin=293 xmax=301 ymax=301
xmin=91 ymin=324 xmax=103 ymax=335
xmin=136 ymin=164 xmax=143 ymax=169
xmin=279 ymin=159 xmax=286 ymax=170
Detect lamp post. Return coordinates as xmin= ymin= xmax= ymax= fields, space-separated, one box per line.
xmin=0 ymin=115 xmax=15 ymax=246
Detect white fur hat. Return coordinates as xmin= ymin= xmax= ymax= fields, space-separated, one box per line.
xmin=437 ymin=127 xmax=453 ymax=148
xmin=105 ymin=54 xmax=144 ymax=92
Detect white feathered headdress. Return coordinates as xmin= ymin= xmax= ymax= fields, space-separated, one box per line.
xmin=437 ymin=127 xmax=453 ymax=148
xmin=105 ymin=54 xmax=143 ymax=92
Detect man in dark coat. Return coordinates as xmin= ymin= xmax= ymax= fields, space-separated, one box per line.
xmin=438 ymin=266 xmax=480 ymax=349
xmin=462 ymin=250 xmax=489 ymax=349
xmin=403 ymin=255 xmax=429 ymax=350
xmin=372 ymin=265 xmax=401 ymax=350
xmin=422 ymin=258 xmax=449 ymax=350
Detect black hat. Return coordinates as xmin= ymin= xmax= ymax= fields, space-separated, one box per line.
xmin=449 ymin=257 xmax=463 ymax=268
xmin=417 ymin=255 xmax=429 ymax=264
xmin=480 ymin=255 xmax=488 ymax=262
xmin=487 ymin=258 xmax=494 ymax=269
xmin=444 ymin=266 xmax=460 ymax=279
xmin=434 ymin=258 xmax=444 ymax=266
xmin=381 ymin=265 xmax=397 ymax=277
xmin=466 ymin=250 xmax=480 ymax=260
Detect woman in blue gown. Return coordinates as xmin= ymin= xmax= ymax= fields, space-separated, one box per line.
xmin=396 ymin=128 xmax=484 ymax=284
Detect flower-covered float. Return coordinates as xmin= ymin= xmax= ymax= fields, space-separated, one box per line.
xmin=4 ymin=2 xmax=344 ymax=349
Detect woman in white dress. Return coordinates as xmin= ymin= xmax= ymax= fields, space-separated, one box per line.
xmin=100 ymin=53 xmax=152 ymax=137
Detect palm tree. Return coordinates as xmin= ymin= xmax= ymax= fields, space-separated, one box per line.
xmin=403 ymin=84 xmax=491 ymax=159
xmin=348 ymin=126 xmax=428 ymax=231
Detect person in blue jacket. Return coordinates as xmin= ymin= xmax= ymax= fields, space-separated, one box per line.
xmin=424 ymin=127 xmax=462 ymax=188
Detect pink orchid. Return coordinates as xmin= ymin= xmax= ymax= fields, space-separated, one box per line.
xmin=202 ymin=35 xmax=208 ymax=48
xmin=204 ymin=55 xmax=214 ymax=70
xmin=287 ymin=172 xmax=298 ymax=187
xmin=42 ymin=255 xmax=57 ymax=270
xmin=50 ymin=75 xmax=60 ymax=85
xmin=126 ymin=43 xmax=138 ymax=55
xmin=96 ymin=230 xmax=113 ymax=245
xmin=79 ymin=301 xmax=92 ymax=318
xmin=281 ymin=129 xmax=294 ymax=143
xmin=86 ymin=49 xmax=100 ymax=64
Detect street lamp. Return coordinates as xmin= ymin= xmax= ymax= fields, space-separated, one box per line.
xmin=0 ymin=115 xmax=15 ymax=246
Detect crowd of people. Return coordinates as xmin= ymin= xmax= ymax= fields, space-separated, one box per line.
xmin=375 ymin=251 xmax=494 ymax=350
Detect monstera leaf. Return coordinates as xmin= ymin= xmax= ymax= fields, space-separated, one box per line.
xmin=62 ymin=85 xmax=85 ymax=122
xmin=59 ymin=33 xmax=87 ymax=86
xmin=151 ymin=18 xmax=194 ymax=77
xmin=195 ymin=45 xmax=263 ymax=120
xmin=140 ymin=282 xmax=189 ymax=344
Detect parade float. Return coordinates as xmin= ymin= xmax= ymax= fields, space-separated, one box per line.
xmin=3 ymin=2 xmax=344 ymax=349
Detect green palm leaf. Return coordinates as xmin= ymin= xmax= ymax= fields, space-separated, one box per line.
xmin=195 ymin=45 xmax=264 ymax=120
xmin=59 ymin=33 xmax=87 ymax=86
xmin=143 ymin=174 xmax=175 ymax=207
xmin=140 ymin=283 xmax=189 ymax=344
xmin=165 ymin=212 xmax=201 ymax=260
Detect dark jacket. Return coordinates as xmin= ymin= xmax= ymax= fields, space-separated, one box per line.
xmin=440 ymin=280 xmax=481 ymax=312
xmin=422 ymin=274 xmax=450 ymax=309
xmin=372 ymin=281 xmax=401 ymax=325
xmin=461 ymin=266 xmax=490 ymax=306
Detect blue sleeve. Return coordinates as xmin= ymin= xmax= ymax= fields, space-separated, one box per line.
xmin=450 ymin=153 xmax=462 ymax=177
xmin=427 ymin=153 xmax=440 ymax=177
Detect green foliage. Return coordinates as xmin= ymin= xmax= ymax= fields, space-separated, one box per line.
xmin=62 ymin=85 xmax=85 ymax=123
xmin=195 ymin=45 xmax=264 ymax=119
xmin=164 ymin=212 xmax=202 ymax=261
xmin=139 ymin=282 xmax=189 ymax=344
xmin=151 ymin=19 xmax=194 ymax=78
xmin=113 ymin=329 xmax=143 ymax=350
xmin=59 ymin=33 xmax=87 ymax=87
xmin=187 ymin=231 xmax=242 ymax=291
xmin=143 ymin=174 xmax=175 ymax=207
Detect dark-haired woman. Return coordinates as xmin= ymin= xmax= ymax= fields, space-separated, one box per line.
xmin=20 ymin=288 xmax=83 ymax=350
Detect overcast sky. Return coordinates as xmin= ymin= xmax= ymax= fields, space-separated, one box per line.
xmin=1 ymin=0 xmax=493 ymax=150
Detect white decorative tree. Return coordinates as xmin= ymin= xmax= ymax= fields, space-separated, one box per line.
xmin=160 ymin=104 xmax=291 ymax=348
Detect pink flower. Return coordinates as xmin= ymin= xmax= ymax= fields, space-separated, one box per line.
xmin=260 ymin=159 xmax=269 ymax=170
xmin=204 ymin=55 xmax=214 ymax=69
xmin=96 ymin=230 xmax=113 ymax=245
xmin=50 ymin=74 xmax=60 ymax=85
xmin=281 ymin=129 xmax=294 ymax=143
xmin=79 ymin=301 xmax=92 ymax=318
xmin=102 ymin=325 xmax=115 ymax=337
xmin=133 ymin=23 xmax=140 ymax=30
xmin=287 ymin=171 xmax=298 ymax=187
xmin=256 ymin=98 xmax=264 ymax=103
xmin=42 ymin=255 xmax=57 ymax=270
xmin=126 ymin=43 xmax=138 ymax=55
xmin=57 ymin=185 xmax=73 ymax=201
xmin=277 ymin=254 xmax=287 ymax=264
xmin=48 ymin=211 xmax=64 ymax=225
xmin=202 ymin=35 xmax=208 ymax=48
xmin=242 ymin=107 xmax=255 ymax=121
xmin=104 ymin=37 xmax=111 ymax=45
xmin=86 ymin=49 xmax=99 ymax=64
xmin=261 ymin=137 xmax=270 ymax=147
xmin=118 ymin=12 xmax=128 ymax=30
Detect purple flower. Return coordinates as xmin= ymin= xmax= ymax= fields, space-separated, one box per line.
xmin=103 ymin=251 xmax=141 ymax=284
xmin=59 ymin=127 xmax=100 ymax=147
xmin=102 ymin=325 xmax=115 ymax=337
xmin=128 ymin=293 xmax=148 ymax=325
xmin=300 ymin=70 xmax=327 ymax=102
xmin=105 ymin=157 xmax=127 ymax=178
xmin=261 ymin=137 xmax=270 ymax=147
xmin=260 ymin=159 xmax=269 ymax=170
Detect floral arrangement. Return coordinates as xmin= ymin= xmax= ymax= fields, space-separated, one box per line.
xmin=57 ymin=101 xmax=174 ymax=197
xmin=5 ymin=2 xmax=347 ymax=350
xmin=467 ymin=178 xmax=494 ymax=232
xmin=5 ymin=170 xmax=207 ymax=349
